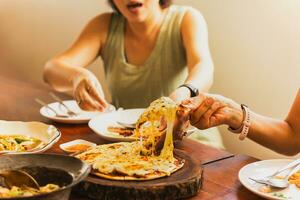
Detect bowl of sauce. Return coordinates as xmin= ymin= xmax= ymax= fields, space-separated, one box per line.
xmin=60 ymin=139 xmax=96 ymax=153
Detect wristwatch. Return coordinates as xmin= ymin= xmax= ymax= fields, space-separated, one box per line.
xmin=179 ymin=84 xmax=199 ymax=97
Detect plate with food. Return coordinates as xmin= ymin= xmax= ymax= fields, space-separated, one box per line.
xmin=0 ymin=120 xmax=61 ymax=154
xmin=0 ymin=153 xmax=90 ymax=200
xmin=39 ymin=100 xmax=115 ymax=124
xmin=88 ymin=108 xmax=145 ymax=142
xmin=89 ymin=107 xmax=196 ymax=142
xmin=239 ymin=159 xmax=300 ymax=200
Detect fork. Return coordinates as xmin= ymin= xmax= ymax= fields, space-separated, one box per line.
xmin=250 ymin=164 xmax=300 ymax=189
xmin=49 ymin=92 xmax=78 ymax=116
xmin=250 ymin=158 xmax=300 ymax=188
xmin=267 ymin=158 xmax=300 ymax=178
xmin=35 ymin=98 xmax=69 ymax=118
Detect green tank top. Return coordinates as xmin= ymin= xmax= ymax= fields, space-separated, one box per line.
xmin=101 ymin=5 xmax=224 ymax=149
xmin=102 ymin=5 xmax=188 ymax=109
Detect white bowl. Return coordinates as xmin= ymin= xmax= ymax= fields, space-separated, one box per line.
xmin=60 ymin=139 xmax=96 ymax=153
xmin=0 ymin=120 xmax=61 ymax=154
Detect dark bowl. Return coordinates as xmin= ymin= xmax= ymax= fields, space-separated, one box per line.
xmin=0 ymin=154 xmax=90 ymax=200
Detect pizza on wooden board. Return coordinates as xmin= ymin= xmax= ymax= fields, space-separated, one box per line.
xmin=76 ymin=97 xmax=184 ymax=180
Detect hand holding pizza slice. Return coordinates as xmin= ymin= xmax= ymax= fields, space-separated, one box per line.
xmin=134 ymin=97 xmax=192 ymax=154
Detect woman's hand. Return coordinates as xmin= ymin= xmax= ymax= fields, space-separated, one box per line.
xmin=181 ymin=94 xmax=244 ymax=130
xmin=73 ymin=72 xmax=107 ymax=111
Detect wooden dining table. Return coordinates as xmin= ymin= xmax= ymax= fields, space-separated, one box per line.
xmin=0 ymin=74 xmax=264 ymax=200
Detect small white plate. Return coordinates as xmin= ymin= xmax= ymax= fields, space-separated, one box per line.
xmin=89 ymin=108 xmax=145 ymax=142
xmin=0 ymin=120 xmax=61 ymax=154
xmin=60 ymin=139 xmax=96 ymax=153
xmin=40 ymin=100 xmax=115 ymax=124
xmin=239 ymin=159 xmax=300 ymax=200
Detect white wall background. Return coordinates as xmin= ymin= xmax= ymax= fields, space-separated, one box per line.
xmin=176 ymin=0 xmax=300 ymax=159
xmin=0 ymin=0 xmax=300 ymax=159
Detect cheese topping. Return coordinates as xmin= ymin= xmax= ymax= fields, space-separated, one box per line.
xmin=77 ymin=141 xmax=181 ymax=177
xmin=76 ymin=97 xmax=182 ymax=179
xmin=134 ymin=97 xmax=177 ymax=158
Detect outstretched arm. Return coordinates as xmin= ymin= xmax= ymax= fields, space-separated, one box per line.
xmin=180 ymin=90 xmax=300 ymax=156
xmin=43 ymin=13 xmax=111 ymax=111
xmin=247 ymin=90 xmax=300 ymax=155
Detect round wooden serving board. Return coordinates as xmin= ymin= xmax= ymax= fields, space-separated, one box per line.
xmin=73 ymin=150 xmax=203 ymax=200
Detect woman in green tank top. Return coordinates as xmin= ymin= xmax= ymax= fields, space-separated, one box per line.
xmin=43 ymin=0 xmax=224 ymax=149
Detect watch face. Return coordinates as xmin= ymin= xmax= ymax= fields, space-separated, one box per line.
xmin=192 ymin=88 xmax=199 ymax=97
xmin=188 ymin=85 xmax=198 ymax=97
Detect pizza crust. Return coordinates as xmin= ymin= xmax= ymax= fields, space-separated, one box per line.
xmin=76 ymin=97 xmax=184 ymax=181
xmin=91 ymin=159 xmax=184 ymax=181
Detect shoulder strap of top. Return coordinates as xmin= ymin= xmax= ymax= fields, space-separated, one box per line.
xmin=168 ymin=5 xmax=191 ymax=43
xmin=155 ymin=5 xmax=190 ymax=64
xmin=171 ymin=5 xmax=190 ymax=30
xmin=101 ymin=13 xmax=124 ymax=61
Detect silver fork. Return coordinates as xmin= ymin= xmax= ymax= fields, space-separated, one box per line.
xmin=250 ymin=158 xmax=300 ymax=188
xmin=49 ymin=92 xmax=78 ymax=116
xmin=35 ymin=98 xmax=69 ymax=118
xmin=249 ymin=164 xmax=300 ymax=189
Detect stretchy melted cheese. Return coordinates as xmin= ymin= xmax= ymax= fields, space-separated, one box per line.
xmin=76 ymin=97 xmax=183 ymax=180
xmin=135 ymin=97 xmax=177 ymax=159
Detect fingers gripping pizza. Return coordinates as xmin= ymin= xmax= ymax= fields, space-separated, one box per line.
xmin=76 ymin=97 xmax=184 ymax=180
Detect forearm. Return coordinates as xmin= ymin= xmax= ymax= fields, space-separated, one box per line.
xmin=220 ymin=96 xmax=300 ymax=155
xmin=245 ymin=112 xmax=300 ymax=155
xmin=185 ymin=61 xmax=213 ymax=93
xmin=169 ymin=62 xmax=213 ymax=103
xmin=43 ymin=60 xmax=92 ymax=92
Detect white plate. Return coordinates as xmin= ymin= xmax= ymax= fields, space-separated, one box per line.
xmin=40 ymin=100 xmax=115 ymax=124
xmin=0 ymin=120 xmax=61 ymax=154
xmin=239 ymin=159 xmax=300 ymax=199
xmin=89 ymin=108 xmax=145 ymax=142
xmin=89 ymin=108 xmax=197 ymax=142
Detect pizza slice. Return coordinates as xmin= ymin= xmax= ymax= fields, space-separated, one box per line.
xmin=134 ymin=97 xmax=178 ymax=157
xmin=76 ymin=97 xmax=185 ymax=181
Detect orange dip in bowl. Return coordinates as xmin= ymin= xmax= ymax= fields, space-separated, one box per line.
xmin=64 ymin=144 xmax=91 ymax=152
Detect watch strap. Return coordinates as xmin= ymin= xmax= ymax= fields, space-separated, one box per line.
xmin=179 ymin=84 xmax=199 ymax=97
xmin=228 ymin=104 xmax=251 ymax=140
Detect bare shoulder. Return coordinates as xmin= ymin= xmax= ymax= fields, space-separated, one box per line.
xmin=179 ymin=6 xmax=209 ymax=51
xmin=181 ymin=7 xmax=207 ymax=32
xmin=294 ymin=89 xmax=300 ymax=106
xmin=286 ymin=89 xmax=300 ymax=123
xmin=89 ymin=13 xmax=112 ymax=30
xmin=84 ymin=12 xmax=113 ymax=44
xmin=291 ymin=89 xmax=300 ymax=109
